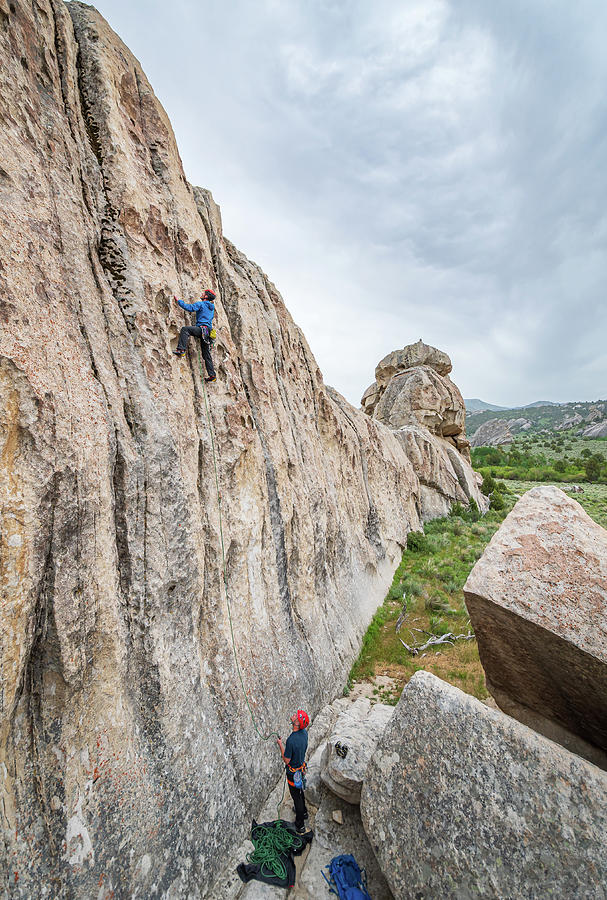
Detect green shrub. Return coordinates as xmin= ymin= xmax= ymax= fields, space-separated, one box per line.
xmin=585 ymin=458 xmax=601 ymax=482
xmin=428 ymin=615 xmax=450 ymax=635
xmin=388 ymin=583 xmax=405 ymax=601
xmin=425 ymin=593 xmax=451 ymax=613
xmin=481 ymin=473 xmax=496 ymax=495
xmin=449 ymin=502 xmax=466 ymax=519
xmin=407 ymin=531 xmax=428 ymax=552
xmin=490 ymin=492 xmax=505 ymax=510
xmin=466 ymin=498 xmax=481 ymax=521
xmin=402 ymin=576 xmax=423 ymax=596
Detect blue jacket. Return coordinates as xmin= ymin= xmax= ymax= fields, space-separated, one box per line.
xmin=178 ymin=298 xmax=215 ymax=329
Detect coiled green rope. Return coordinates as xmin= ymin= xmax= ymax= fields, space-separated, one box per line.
xmin=246 ymin=822 xmax=304 ymax=881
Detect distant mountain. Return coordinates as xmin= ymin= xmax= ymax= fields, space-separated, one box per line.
xmin=521 ymin=400 xmax=561 ymax=409
xmin=465 ymin=399 xmax=511 ymax=413
xmin=466 ymin=399 xmax=563 ymax=415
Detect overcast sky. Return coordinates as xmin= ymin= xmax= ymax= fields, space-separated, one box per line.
xmin=90 ymin=0 xmax=607 ymax=408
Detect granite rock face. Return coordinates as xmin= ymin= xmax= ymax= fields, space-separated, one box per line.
xmin=361 ymin=343 xmax=485 ymax=518
xmin=0 ymin=3 xmax=435 ymax=896
xmin=375 ymin=340 xmax=452 ymax=386
xmin=469 ymin=416 xmax=514 ymax=447
xmin=374 ymin=366 xmax=466 ymax=439
xmin=582 ymin=420 xmax=607 ymax=438
xmin=320 ymin=698 xmax=394 ymax=803
xmin=394 ymin=426 xmax=483 ymax=520
xmin=464 ymin=486 xmax=607 ymax=759
xmin=361 ymin=671 xmax=607 ymax=900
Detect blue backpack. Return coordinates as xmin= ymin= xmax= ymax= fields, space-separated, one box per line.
xmin=321 ymin=854 xmax=371 ymax=899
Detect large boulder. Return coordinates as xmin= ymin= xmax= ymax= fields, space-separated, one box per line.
xmin=374 ymin=366 xmax=466 ymax=438
xmin=469 ymin=417 xmax=513 ymax=447
xmin=464 ymin=486 xmax=607 ymax=760
xmin=375 ymin=340 xmax=452 ymax=387
xmin=361 ymin=671 xmax=607 ymax=900
xmin=556 ymin=412 xmax=584 ymax=430
xmin=582 ymin=420 xmax=607 ymax=438
xmin=360 ymin=341 xmax=485 ymax=513
xmin=320 ymin=698 xmax=394 ymax=803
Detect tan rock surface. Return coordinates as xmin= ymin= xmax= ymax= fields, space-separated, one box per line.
xmin=320 ymin=697 xmax=394 ymax=803
xmin=394 ymin=425 xmax=482 ymax=519
xmin=469 ymin=416 xmax=514 ymax=447
xmin=375 ymin=339 xmax=452 ymax=386
xmin=362 ymin=341 xmax=484 ymax=512
xmin=0 ymin=3 xmax=426 ymax=895
xmin=361 ymin=671 xmax=607 ymax=900
xmin=464 ymin=485 xmax=607 ymax=756
xmin=374 ymin=365 xmax=466 ymax=436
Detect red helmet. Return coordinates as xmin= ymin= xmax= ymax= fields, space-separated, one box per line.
xmin=203 ymin=289 xmax=216 ymax=301
xmin=297 ymin=709 xmax=309 ymax=729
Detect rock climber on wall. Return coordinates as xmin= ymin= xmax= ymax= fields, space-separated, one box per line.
xmin=173 ymin=288 xmax=217 ymax=382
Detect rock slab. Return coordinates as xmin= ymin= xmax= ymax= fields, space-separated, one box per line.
xmin=361 ymin=671 xmax=607 ymax=900
xmin=464 ymin=486 xmax=607 ymax=755
xmin=321 ymin=698 xmax=394 ymax=803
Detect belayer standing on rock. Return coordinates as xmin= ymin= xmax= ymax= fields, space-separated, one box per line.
xmin=173 ymin=289 xmax=217 ymax=382
xmin=277 ymin=709 xmax=310 ymax=834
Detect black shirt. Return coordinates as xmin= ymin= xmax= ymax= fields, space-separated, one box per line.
xmin=284 ymin=728 xmax=308 ymax=778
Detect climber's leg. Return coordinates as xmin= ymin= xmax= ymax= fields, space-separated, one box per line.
xmin=175 ymin=325 xmax=200 ymax=354
xmin=200 ymin=334 xmax=216 ymax=379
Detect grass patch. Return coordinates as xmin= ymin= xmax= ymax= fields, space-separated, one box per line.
xmin=348 ymin=480 xmax=607 ymax=705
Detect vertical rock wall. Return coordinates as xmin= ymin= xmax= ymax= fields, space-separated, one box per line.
xmin=0 ymin=3 xmax=427 ymax=896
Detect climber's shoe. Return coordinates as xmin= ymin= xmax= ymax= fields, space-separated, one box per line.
xmin=172 ymin=349 xmax=185 ymax=357
xmin=205 ymin=375 xmax=217 ymax=383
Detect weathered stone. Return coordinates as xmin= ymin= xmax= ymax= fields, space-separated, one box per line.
xmin=470 ymin=417 xmax=514 ymax=446
xmin=361 ymin=381 xmax=381 ymax=415
xmin=394 ymin=425 xmax=488 ymax=520
xmin=555 ymin=412 xmax=584 ymax=430
xmin=582 ymin=420 xmax=607 ymax=438
xmin=509 ymin=416 xmax=532 ymax=433
xmin=0 ymin=4 xmax=431 ymax=896
xmin=374 ymin=366 xmax=466 ymax=437
xmin=304 ymin=698 xmax=351 ymax=808
xmin=360 ymin=343 xmax=483 ymax=512
xmin=321 ymin=698 xmax=394 ymax=803
xmin=375 ymin=340 xmax=452 ymax=387
xmin=361 ymin=671 xmax=607 ymax=900
xmin=464 ymin=486 xmax=607 ymax=757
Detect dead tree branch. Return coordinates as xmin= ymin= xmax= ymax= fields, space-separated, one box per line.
xmin=399 ymin=631 xmax=475 ymax=655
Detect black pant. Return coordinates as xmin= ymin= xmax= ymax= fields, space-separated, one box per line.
xmin=288 ymin=782 xmax=308 ymax=830
xmin=177 ymin=326 xmax=215 ymax=377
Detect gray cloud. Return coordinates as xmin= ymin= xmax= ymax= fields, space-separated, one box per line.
xmin=93 ymin=0 xmax=607 ymax=406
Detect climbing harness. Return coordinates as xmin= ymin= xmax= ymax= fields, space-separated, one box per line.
xmin=286 ymin=761 xmax=307 ymax=790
